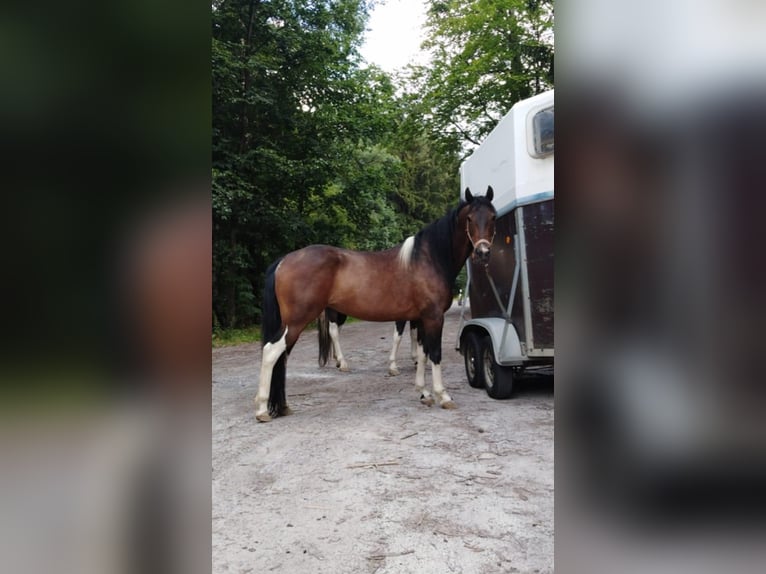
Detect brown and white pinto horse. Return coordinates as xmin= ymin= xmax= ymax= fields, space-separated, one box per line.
xmin=255 ymin=187 xmax=496 ymax=422
xmin=318 ymin=309 xmax=416 ymax=375
xmin=317 ymin=308 xmax=353 ymax=372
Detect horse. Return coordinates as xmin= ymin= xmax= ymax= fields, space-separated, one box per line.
xmin=318 ymin=309 xmax=417 ymax=376
xmin=256 ymin=186 xmax=496 ymax=422
xmin=317 ymin=308 xmax=351 ymax=372
xmin=388 ymin=320 xmax=418 ymax=375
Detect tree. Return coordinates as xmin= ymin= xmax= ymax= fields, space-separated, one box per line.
xmin=212 ymin=0 xmax=373 ymax=327
xmin=212 ymin=0 xmax=471 ymax=330
xmin=411 ymin=0 xmax=554 ymax=152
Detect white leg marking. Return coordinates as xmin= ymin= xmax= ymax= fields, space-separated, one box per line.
xmin=415 ymin=343 xmax=433 ymax=405
xmin=388 ymin=325 xmax=402 ymax=376
xmin=430 ymin=360 xmax=454 ymax=408
xmin=328 ymin=322 xmax=349 ymax=371
xmin=255 ymin=328 xmax=288 ymax=419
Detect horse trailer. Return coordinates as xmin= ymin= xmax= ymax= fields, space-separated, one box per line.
xmin=457 ymin=90 xmax=554 ymax=399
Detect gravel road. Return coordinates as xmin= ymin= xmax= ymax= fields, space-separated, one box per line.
xmin=213 ymin=304 xmax=554 ymax=573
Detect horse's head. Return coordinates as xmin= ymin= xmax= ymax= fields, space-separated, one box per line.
xmin=463 ymin=186 xmax=496 ymax=265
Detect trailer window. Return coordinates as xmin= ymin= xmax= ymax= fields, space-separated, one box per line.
xmin=532 ymin=106 xmax=554 ymax=157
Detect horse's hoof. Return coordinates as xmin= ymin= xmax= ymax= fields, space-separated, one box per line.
xmin=441 ymin=400 xmax=457 ymax=410
xmin=388 ymin=366 xmax=400 ymax=376
xmin=279 ymin=406 xmax=294 ymax=416
xmin=338 ymin=364 xmax=350 ymax=372
xmin=256 ymin=413 xmax=272 ymax=423
xmin=420 ymin=395 xmax=434 ymax=407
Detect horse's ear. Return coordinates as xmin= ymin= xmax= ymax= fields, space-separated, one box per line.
xmin=486 ymin=185 xmax=494 ymax=203
xmin=465 ymin=187 xmax=474 ymax=202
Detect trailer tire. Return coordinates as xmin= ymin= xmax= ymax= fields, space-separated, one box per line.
xmin=481 ymin=336 xmax=514 ymax=399
xmin=462 ymin=332 xmax=485 ymax=389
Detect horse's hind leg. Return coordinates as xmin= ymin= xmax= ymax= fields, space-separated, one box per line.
xmin=388 ymin=321 xmax=407 ymax=376
xmin=255 ymin=328 xmax=289 ymax=422
xmin=409 ymin=323 xmax=418 ymax=363
xmin=328 ymin=320 xmax=349 ymax=371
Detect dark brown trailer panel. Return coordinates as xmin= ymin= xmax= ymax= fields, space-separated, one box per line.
xmin=467 ymin=199 xmax=554 ymax=353
xmin=457 ymin=89 xmax=553 ymax=397
xmin=523 ymin=200 xmax=554 ymax=350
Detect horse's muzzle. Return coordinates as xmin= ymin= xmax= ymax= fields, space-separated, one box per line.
xmin=473 ymin=241 xmax=491 ymax=265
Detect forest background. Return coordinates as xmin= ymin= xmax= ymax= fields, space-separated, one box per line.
xmin=212 ymin=0 xmax=553 ymax=334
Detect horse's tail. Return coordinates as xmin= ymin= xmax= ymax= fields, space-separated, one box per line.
xmin=262 ymin=258 xmax=286 ymax=416
xmin=317 ymin=308 xmax=331 ymax=367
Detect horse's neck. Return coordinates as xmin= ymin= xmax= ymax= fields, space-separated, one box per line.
xmin=419 ymin=208 xmax=471 ymax=283
xmin=450 ymin=245 xmax=471 ymax=278
xmin=451 ymin=221 xmax=473 ymax=278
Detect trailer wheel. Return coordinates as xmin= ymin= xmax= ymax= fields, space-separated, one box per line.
xmin=462 ymin=332 xmax=485 ymax=389
xmin=481 ymin=337 xmax=514 ymax=399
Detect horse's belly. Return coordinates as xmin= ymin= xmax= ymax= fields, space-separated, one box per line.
xmin=328 ymin=276 xmax=418 ymax=321
xmin=331 ymin=297 xmax=416 ymax=322
xmin=328 ymin=254 xmax=444 ymax=321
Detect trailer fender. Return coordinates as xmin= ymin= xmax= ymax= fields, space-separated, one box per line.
xmin=459 ymin=317 xmax=524 ymax=366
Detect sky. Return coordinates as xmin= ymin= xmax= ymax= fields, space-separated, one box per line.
xmin=358 ymin=0 xmax=429 ymax=73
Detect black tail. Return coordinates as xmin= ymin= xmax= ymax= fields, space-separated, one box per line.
xmin=317 ymin=309 xmax=331 ymax=367
xmin=262 ymin=258 xmax=286 ymax=417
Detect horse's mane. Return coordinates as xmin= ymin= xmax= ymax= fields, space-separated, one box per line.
xmin=411 ymin=200 xmax=467 ymax=284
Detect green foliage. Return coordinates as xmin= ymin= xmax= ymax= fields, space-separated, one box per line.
xmin=213 ymin=0 xmax=376 ymax=327
xmin=412 ymin=0 xmax=554 ymax=151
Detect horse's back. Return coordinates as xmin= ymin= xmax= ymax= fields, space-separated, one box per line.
xmin=281 ymin=244 xmax=399 ymax=278
xmin=327 ymin=248 xmax=425 ymax=321
xmin=275 ymin=242 xmax=445 ymax=322
xmin=276 ymin=245 xmax=344 ymax=290
xmin=283 ymin=244 xmax=343 ymax=265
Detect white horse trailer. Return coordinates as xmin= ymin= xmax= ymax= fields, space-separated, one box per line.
xmin=457 ymin=90 xmax=554 ymax=398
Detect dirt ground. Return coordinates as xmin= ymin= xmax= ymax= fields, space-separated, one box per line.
xmin=212 ymin=304 xmax=554 ymax=573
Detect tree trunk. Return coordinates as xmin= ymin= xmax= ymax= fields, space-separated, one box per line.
xmin=226 ymin=228 xmax=238 ymax=328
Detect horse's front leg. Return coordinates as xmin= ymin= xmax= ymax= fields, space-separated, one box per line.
xmin=414 ymin=341 xmax=433 ymax=406
xmin=422 ymin=316 xmax=455 ymax=409
xmin=429 ymin=359 xmax=455 ymax=409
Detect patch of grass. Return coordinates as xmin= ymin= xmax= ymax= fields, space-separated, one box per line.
xmin=212 ymin=326 xmax=261 ymax=347
xmin=0 ymin=366 xmax=114 ymax=417
xmin=213 ymin=315 xmax=356 ymax=348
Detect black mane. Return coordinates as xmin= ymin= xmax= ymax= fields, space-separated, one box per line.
xmin=411 ymin=200 xmax=467 ymax=285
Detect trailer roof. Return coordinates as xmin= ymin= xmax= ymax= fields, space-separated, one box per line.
xmin=461 ymin=90 xmax=554 ymax=216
